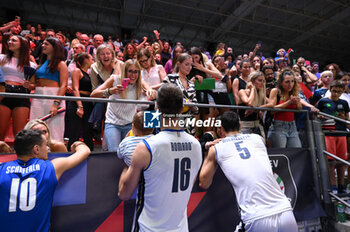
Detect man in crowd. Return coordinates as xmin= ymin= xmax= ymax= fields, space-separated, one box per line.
xmin=118 ymin=84 xmax=202 ymax=231
xmin=200 ymin=111 xmax=298 ymax=232
xmin=87 ymin=34 xmax=104 ymax=61
xmin=0 ymin=129 xmax=90 ymax=231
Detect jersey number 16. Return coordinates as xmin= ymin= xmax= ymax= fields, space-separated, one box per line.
xmin=172 ymin=158 xmax=191 ymax=193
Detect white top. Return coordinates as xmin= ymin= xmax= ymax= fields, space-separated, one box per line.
xmin=134 ymin=130 xmax=202 ymax=232
xmin=105 ymin=75 xmax=138 ymax=126
xmin=215 ymin=133 xmax=292 ymax=223
xmin=0 ymin=54 xmax=36 ymax=84
xmin=141 ymin=65 xmax=162 ymax=87
xmin=118 ymin=134 xmax=153 ymax=166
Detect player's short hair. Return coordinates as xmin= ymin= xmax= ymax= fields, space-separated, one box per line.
xmin=220 ymin=111 xmax=240 ymax=133
xmin=133 ymin=111 xmax=153 ymax=134
xmin=157 ymin=83 xmax=183 ymax=115
xmin=14 ymin=130 xmax=44 ymax=156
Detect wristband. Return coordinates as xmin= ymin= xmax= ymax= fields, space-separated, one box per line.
xmin=53 ymin=100 xmax=60 ymax=106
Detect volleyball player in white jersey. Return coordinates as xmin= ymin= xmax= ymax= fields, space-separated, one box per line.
xmin=199 ymin=111 xmax=298 ymax=232
xmin=118 ymin=83 xmax=202 ymax=232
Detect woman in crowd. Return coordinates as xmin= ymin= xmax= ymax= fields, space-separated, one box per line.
xmin=238 ymin=71 xmax=270 ymax=140
xmin=188 ymin=47 xmax=221 ymax=132
xmin=24 ymin=119 xmax=67 ymax=152
xmin=0 ymin=35 xmax=36 ymax=140
xmin=164 ymin=53 xmax=199 ymax=134
xmin=164 ymin=44 xmax=184 ymax=74
xmin=251 ymin=56 xmax=262 ymax=71
xmin=90 ymin=59 xmax=156 ymax=151
xmin=28 ymin=37 xmax=68 ymax=142
xmin=211 ymin=55 xmax=231 ymax=115
xmin=67 ymin=52 xmax=94 ymax=151
xmin=325 ymin=63 xmax=341 ymax=79
xmin=90 ymin=44 xmax=124 ymax=90
xmin=164 ymin=53 xmax=197 ymax=105
xmin=123 ymin=43 xmax=137 ymax=61
xmin=89 ymin=44 xmax=124 ymax=139
xmin=267 ymin=68 xmax=302 ymax=148
xmin=137 ymin=48 xmax=166 ymax=90
xmin=232 ymin=59 xmax=251 ymax=105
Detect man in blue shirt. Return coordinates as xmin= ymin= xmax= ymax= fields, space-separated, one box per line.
xmin=0 ymin=129 xmax=90 ymax=231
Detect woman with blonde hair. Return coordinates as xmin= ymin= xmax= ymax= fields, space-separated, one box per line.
xmin=91 ymin=59 xmax=156 ymax=151
xmin=24 ymin=119 xmax=67 ymax=152
xmin=90 ymin=44 xmax=124 ymax=90
xmin=238 ymin=71 xmax=269 ymax=139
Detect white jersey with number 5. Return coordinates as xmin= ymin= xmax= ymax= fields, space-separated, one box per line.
xmin=215 ymin=133 xmax=292 ymax=223
xmin=133 ymin=129 xmax=202 ymax=232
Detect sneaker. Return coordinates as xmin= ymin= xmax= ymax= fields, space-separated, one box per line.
xmin=332 ymin=185 xmax=338 ymax=194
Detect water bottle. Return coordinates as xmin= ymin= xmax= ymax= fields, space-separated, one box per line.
xmin=337 ymin=203 xmax=346 ymax=222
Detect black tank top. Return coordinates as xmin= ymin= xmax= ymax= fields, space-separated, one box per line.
xmin=79 ymin=69 xmax=92 ymax=92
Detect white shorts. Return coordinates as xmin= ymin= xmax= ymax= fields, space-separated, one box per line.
xmin=243 ymin=210 xmax=298 ymax=232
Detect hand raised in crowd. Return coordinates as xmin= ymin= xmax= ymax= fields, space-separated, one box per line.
xmin=153 ymin=30 xmax=160 ymax=39
xmin=145 ymin=89 xmax=157 ymax=100
xmin=192 ymin=61 xmax=204 ymax=71
xmin=142 ymin=36 xmax=147 ymax=42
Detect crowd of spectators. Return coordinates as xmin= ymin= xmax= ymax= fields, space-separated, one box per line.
xmin=1 ymin=18 xmax=350 ymax=192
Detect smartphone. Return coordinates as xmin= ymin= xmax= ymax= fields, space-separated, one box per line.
xmin=121 ymin=78 xmax=130 ymax=89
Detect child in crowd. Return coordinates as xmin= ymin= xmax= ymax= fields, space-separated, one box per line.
xmin=317 ymin=80 xmax=349 ymax=194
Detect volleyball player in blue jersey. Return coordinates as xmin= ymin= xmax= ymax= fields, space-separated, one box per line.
xmin=0 ymin=129 xmax=90 ymax=231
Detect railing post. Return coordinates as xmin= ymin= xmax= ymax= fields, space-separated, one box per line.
xmin=305 ymin=115 xmax=321 ymax=200
xmin=312 ymin=120 xmax=333 ymax=216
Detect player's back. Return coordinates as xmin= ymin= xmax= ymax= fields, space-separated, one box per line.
xmin=134 ymin=129 xmax=202 ymax=232
xmin=0 ymin=158 xmax=58 ymax=231
xmin=215 ymin=133 xmax=292 ymax=223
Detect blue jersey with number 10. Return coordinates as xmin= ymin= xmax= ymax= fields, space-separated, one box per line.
xmin=0 ymin=158 xmax=58 ymax=232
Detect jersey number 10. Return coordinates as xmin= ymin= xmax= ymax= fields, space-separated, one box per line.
xmin=9 ymin=178 xmax=37 ymax=212
xmin=172 ymin=158 xmax=191 ymax=193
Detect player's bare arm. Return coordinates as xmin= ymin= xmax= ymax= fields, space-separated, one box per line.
xmin=51 ymin=141 xmax=90 ymax=180
xmin=199 ymin=146 xmax=218 ymax=189
xmin=118 ymin=142 xmax=151 ymax=200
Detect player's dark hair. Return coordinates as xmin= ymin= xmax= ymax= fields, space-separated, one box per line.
xmin=221 ymin=111 xmax=240 ymax=132
xmin=14 ymin=130 xmax=44 ymax=156
xmin=330 ymin=80 xmax=345 ymax=90
xmin=133 ymin=111 xmax=154 ymax=134
xmin=157 ymin=83 xmax=183 ymax=114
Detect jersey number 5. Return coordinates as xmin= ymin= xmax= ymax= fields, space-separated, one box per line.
xmin=9 ymin=178 xmax=37 ymax=212
xmin=172 ymin=158 xmax=191 ymax=192
xmin=234 ymin=141 xmax=251 ymax=159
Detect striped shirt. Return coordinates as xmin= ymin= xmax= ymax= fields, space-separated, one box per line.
xmin=164 ymin=74 xmax=197 ymax=103
xmin=118 ymin=135 xmax=154 ymax=166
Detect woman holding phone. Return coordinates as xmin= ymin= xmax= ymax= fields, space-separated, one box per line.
xmin=91 ymin=59 xmax=156 ymax=151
